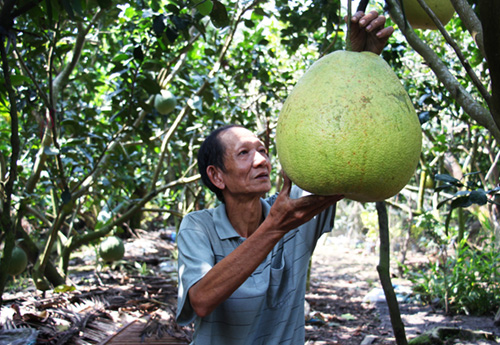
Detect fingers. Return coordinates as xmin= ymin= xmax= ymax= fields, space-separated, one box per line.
xmin=296 ymin=194 xmax=344 ymax=212
xmin=353 ymin=11 xmax=387 ymax=32
xmin=268 ymin=183 xmax=344 ymax=233
xmin=366 ymin=25 xmax=394 ymax=54
xmin=348 ymin=10 xmax=394 ymax=54
xmin=312 ymin=194 xmax=345 ymax=206
xmin=351 ymin=10 xmax=378 ymax=25
xmin=375 ymin=26 xmax=395 ymax=39
xmin=365 ymin=15 xmax=387 ymax=32
xmin=279 ymin=171 xmax=292 ymax=195
xmin=291 ymin=193 xmax=344 ymax=223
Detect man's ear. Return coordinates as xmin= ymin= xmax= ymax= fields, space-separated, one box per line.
xmin=207 ymin=165 xmax=225 ymax=190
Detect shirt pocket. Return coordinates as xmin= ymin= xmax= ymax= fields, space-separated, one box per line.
xmin=266 ymin=243 xmax=295 ymax=309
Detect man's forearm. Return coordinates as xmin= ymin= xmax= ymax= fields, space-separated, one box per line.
xmin=187 ymin=222 xmax=285 ymax=318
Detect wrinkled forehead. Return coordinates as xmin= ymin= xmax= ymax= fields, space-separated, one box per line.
xmin=219 ymin=127 xmax=261 ymax=149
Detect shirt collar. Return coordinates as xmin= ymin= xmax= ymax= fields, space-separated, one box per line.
xmin=213 ymin=198 xmax=271 ymax=240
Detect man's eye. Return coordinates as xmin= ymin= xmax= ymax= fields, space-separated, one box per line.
xmin=238 ymin=150 xmax=248 ymax=155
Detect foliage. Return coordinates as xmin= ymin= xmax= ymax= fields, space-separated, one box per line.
xmin=435 ymin=172 xmax=500 ymax=236
xmin=378 ymin=0 xmax=500 ymax=281
xmin=0 ymin=0 xmax=349 ymax=297
xmin=408 ymin=237 xmax=500 ymax=316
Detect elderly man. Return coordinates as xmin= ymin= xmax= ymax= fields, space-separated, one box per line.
xmin=176 ymin=11 xmax=394 ymax=345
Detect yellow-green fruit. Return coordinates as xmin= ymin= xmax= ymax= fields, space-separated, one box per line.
xmin=401 ymin=0 xmax=455 ymax=30
xmin=424 ymin=175 xmax=434 ymax=189
xmin=99 ymin=236 xmax=125 ymax=262
xmin=154 ymin=90 xmax=177 ymax=115
xmin=276 ymin=51 xmax=422 ymax=202
xmin=6 ymin=246 xmax=28 ymax=276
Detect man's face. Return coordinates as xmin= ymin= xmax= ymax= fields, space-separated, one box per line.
xmin=215 ymin=127 xmax=272 ymax=199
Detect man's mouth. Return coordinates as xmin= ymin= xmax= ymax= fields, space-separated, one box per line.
xmin=255 ymin=172 xmax=269 ymax=179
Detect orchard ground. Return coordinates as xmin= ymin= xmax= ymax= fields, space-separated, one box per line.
xmin=305 ymin=235 xmax=499 ymax=345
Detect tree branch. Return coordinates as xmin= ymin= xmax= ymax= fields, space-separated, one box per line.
xmin=24 ymin=128 xmax=52 ymax=194
xmin=376 ymin=201 xmax=408 ymax=345
xmin=449 ymin=0 xmax=484 ymax=58
xmin=414 ymin=0 xmax=491 ymax=106
xmin=158 ymin=32 xmax=202 ymax=89
xmin=52 ymin=11 xmax=103 ymax=100
xmin=13 ymin=45 xmax=52 ymax=109
xmin=478 ymin=0 xmax=500 ymax=133
xmin=0 ymin=22 xmax=20 ymax=304
xmin=385 ymin=0 xmax=500 ymax=142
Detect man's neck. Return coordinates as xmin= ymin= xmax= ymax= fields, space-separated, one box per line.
xmin=223 ymin=196 xmax=263 ymax=238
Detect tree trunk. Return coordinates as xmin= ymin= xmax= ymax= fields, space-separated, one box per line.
xmin=478 ymin=0 xmax=500 ymax=132
xmin=376 ymin=201 xmax=408 ymax=345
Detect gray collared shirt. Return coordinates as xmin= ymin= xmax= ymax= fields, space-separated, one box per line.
xmin=176 ymin=186 xmax=336 ymax=345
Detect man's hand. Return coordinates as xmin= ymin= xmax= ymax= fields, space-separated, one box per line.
xmin=265 ymin=174 xmax=344 ymax=234
xmin=349 ymin=10 xmax=395 ymax=55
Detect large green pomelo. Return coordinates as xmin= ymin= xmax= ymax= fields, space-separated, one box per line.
xmin=6 ymin=246 xmax=28 ymax=276
xmin=401 ymin=0 xmax=455 ymax=30
xmin=276 ymin=51 xmax=422 ymax=202
xmin=154 ymin=89 xmax=177 ymax=115
xmin=99 ymin=236 xmax=125 ymax=262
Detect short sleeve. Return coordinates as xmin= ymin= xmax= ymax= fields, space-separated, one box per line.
xmin=176 ymin=215 xmax=216 ymax=325
xmin=299 ymin=202 xmax=336 ymax=251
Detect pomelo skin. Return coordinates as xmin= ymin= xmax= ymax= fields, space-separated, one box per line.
xmin=154 ymin=89 xmax=177 ymax=115
xmin=6 ymin=246 xmax=28 ymax=276
xmin=402 ymin=0 xmax=455 ymax=30
xmin=99 ymin=236 xmax=125 ymax=262
xmin=276 ymin=51 xmax=422 ymax=202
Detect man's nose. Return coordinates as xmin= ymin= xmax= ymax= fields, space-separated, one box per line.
xmin=253 ymin=151 xmax=268 ymax=166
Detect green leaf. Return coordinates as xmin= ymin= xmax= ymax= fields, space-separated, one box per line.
xmin=54 ymin=284 xmax=76 ymax=293
xmin=435 ymin=174 xmax=463 ymax=186
xmin=166 ymin=4 xmax=181 ymax=14
xmin=341 ymin=313 xmax=356 ymax=321
xmin=194 ymin=0 xmax=213 ymax=16
xmin=252 ymin=8 xmax=266 ymax=19
xmin=70 ymin=0 xmax=84 ymax=18
xmin=61 ymin=188 xmax=72 ymax=204
xmin=469 ymin=190 xmax=488 ymax=206
xmin=111 ymin=53 xmax=129 ymax=63
xmin=210 ymin=0 xmax=229 ymax=28
xmin=188 ymin=96 xmax=203 ymax=111
xmin=61 ymin=0 xmax=75 ymax=20
xmin=244 ymin=19 xmax=255 ymax=28
xmin=152 ymin=15 xmax=166 ymax=36
xmin=487 ymin=186 xmax=500 ymax=195
xmin=10 ymin=75 xmax=33 ymax=87
xmin=450 ymin=191 xmax=472 ymax=209
xmin=133 ymin=46 xmax=144 ymax=63
xmin=166 ymin=26 xmax=179 ymax=43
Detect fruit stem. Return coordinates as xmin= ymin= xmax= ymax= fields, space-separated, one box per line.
xmin=346 ymin=0 xmax=352 ymax=51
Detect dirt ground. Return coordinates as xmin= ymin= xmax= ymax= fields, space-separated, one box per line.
xmin=2 ymin=230 xmax=500 ymax=344
xmin=305 ymin=235 xmax=500 ymax=344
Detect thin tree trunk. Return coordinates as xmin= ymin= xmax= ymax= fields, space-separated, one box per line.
xmin=0 ymin=25 xmax=21 ymax=303
xmin=376 ymin=201 xmax=408 ymax=345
